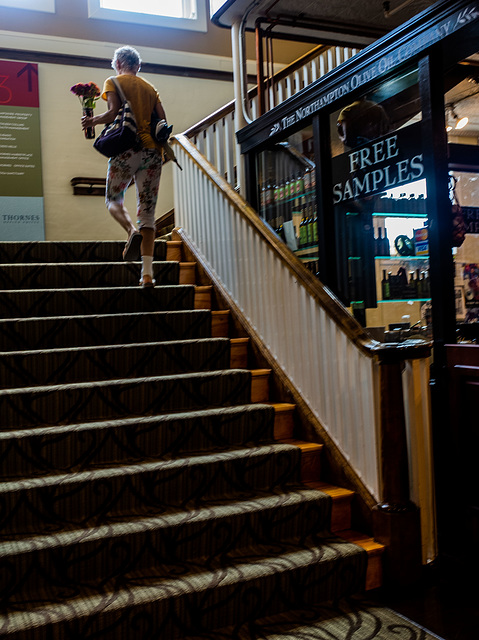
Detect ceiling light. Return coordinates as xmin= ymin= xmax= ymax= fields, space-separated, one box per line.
xmin=449 ymin=105 xmax=468 ymax=130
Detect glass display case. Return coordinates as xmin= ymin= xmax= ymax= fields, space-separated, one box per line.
xmin=257 ymin=126 xmax=319 ymax=274
xmin=366 ymin=181 xmax=431 ymax=337
xmin=329 ymin=65 xmax=429 ymax=336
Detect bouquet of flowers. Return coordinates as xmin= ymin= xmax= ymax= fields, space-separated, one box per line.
xmin=70 ymin=82 xmax=101 ymax=139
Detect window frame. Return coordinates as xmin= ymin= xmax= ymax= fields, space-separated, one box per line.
xmin=87 ymin=0 xmax=207 ymax=32
xmin=0 ymin=0 xmax=55 ymax=11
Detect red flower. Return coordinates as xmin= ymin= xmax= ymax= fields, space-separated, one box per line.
xmin=70 ymin=82 xmax=100 ymax=99
xmin=70 ymin=82 xmax=101 ymax=109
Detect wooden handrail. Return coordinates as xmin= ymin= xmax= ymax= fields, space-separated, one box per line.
xmin=183 ymin=100 xmax=236 ymax=139
xmin=265 ymin=44 xmax=332 ymax=87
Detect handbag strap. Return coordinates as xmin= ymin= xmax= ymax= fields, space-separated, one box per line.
xmin=109 ymin=76 xmax=128 ymax=105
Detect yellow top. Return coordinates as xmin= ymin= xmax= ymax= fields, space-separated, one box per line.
xmin=102 ymin=74 xmax=161 ymax=150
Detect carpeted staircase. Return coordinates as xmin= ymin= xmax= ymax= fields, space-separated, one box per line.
xmin=0 ymin=239 xmax=438 ymax=639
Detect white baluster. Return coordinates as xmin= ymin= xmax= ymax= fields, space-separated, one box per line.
xmin=215 ymin=121 xmax=226 ymax=180
xmin=251 ymin=95 xmax=258 ymax=120
xmin=319 ymin=52 xmax=327 ymax=77
xmin=303 ymin=65 xmax=309 ymax=90
xmin=327 ymin=48 xmax=334 ymax=72
xmin=335 ymin=46 xmax=343 ymax=68
xmin=286 ymin=75 xmax=293 ymax=100
xmin=294 ymin=70 xmax=301 ymax=94
xmin=275 ymin=80 xmax=282 ymax=106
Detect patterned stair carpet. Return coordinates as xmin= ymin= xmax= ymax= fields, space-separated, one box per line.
xmin=183 ymin=599 xmax=444 ymax=639
xmin=0 ymin=240 xmax=440 ymax=639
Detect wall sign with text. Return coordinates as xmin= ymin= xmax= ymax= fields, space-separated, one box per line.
xmin=0 ymin=59 xmax=45 ymax=241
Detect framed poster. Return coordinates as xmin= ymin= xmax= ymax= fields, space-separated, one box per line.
xmin=0 ymin=59 xmax=45 ymax=240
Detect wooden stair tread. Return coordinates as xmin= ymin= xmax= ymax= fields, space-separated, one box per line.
xmin=279 ymin=439 xmax=323 ymax=452
xmin=338 ymin=530 xmax=385 ymax=555
xmin=269 ymin=402 xmax=296 ymax=412
xmin=305 ymin=481 xmax=354 ymax=499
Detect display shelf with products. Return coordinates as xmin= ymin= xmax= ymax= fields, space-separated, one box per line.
xmin=374 ymin=193 xmax=427 ymax=215
xmin=257 ymin=136 xmax=317 ymax=251
xmin=295 ymin=246 xmax=319 ymax=260
xmin=376 ymin=258 xmax=430 ymax=302
xmin=372 ymin=201 xmax=430 ymax=304
xmin=360 ymin=195 xmax=432 ymax=336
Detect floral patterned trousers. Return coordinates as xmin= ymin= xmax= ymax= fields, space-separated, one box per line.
xmin=106 ymin=148 xmax=162 ymax=229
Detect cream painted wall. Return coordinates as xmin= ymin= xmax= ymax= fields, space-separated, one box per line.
xmin=37 ymin=61 xmax=234 ymax=240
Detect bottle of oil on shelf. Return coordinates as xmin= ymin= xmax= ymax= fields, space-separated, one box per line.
xmin=304 ymin=167 xmax=312 ymax=194
xmin=381 ymin=269 xmax=390 ymax=300
xmin=408 ymin=271 xmax=417 ymax=297
xmin=312 ymin=211 xmax=318 ymax=245
xmin=307 ymin=212 xmax=315 ymax=246
xmin=299 ymin=217 xmax=308 ymax=248
xmin=295 ymin=171 xmax=304 ymax=196
xmin=278 ymin=179 xmax=285 ymax=224
xmin=273 ymin=181 xmax=280 ymax=216
xmin=423 ymin=270 xmax=430 ymax=297
xmin=375 ymin=227 xmax=390 ymax=257
xmin=265 ymin=180 xmax=272 ymax=210
xmin=382 ymin=228 xmax=390 ymax=256
xmin=260 ymin=182 xmax=266 ymax=215
xmin=375 ymin=227 xmax=383 ymax=256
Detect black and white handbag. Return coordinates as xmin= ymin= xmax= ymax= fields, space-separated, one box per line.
xmin=93 ymin=77 xmax=138 ymax=158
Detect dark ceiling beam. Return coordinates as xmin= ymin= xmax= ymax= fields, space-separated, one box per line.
xmin=0 ymin=48 xmax=255 ymax=83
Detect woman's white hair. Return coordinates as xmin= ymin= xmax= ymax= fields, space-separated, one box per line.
xmin=112 ymin=46 xmax=142 ymax=73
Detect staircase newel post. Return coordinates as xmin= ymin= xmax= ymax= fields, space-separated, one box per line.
xmin=372 ymin=341 xmax=430 ymax=587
